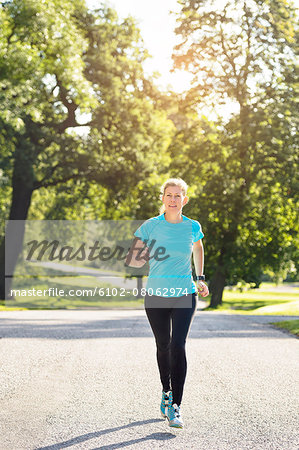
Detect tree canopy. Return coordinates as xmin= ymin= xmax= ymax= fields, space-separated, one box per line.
xmin=170 ymin=0 xmax=298 ymax=305
xmin=0 ymin=0 xmax=173 ymax=298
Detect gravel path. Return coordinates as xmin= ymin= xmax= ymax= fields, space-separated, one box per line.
xmin=0 ymin=310 xmax=298 ymax=450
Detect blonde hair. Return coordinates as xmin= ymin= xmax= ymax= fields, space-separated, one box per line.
xmin=159 ymin=178 xmax=188 ymax=214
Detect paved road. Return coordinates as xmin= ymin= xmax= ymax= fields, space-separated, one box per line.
xmin=0 ymin=310 xmax=298 ymax=450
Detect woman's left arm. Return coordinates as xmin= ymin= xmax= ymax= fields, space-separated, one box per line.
xmin=193 ymin=239 xmax=209 ymax=297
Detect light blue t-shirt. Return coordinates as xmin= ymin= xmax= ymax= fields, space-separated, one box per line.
xmin=134 ymin=213 xmax=204 ymax=297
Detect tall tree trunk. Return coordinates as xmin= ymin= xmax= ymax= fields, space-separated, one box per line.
xmin=209 ymin=266 xmax=226 ymax=308
xmin=0 ymin=143 xmax=34 ymax=300
xmin=206 ymin=104 xmax=251 ymax=309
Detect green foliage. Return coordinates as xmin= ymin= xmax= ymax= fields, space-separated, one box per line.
xmin=0 ymin=0 xmax=173 ymax=220
xmin=173 ymin=0 xmax=297 ymax=107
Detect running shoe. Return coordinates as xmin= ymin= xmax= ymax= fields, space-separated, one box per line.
xmin=160 ymin=390 xmax=172 ymax=418
xmin=167 ymin=403 xmax=184 ymax=428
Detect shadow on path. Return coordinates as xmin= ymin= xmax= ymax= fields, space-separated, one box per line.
xmin=1 ymin=313 xmax=298 ymax=340
xmin=36 ymin=419 xmax=175 ymax=450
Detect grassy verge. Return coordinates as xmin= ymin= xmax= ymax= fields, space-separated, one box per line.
xmin=0 ymin=299 xmax=144 ymax=310
xmin=204 ymin=287 xmax=299 ymax=315
xmin=1 ymin=279 xmax=298 ymax=315
xmin=2 ymin=275 xmax=144 ymax=310
xmin=270 ymin=320 xmax=299 ymax=337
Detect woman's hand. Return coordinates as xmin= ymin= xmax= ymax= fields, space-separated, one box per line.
xmin=196 ymin=280 xmax=209 ymax=297
xmin=125 ymin=238 xmax=149 ymax=267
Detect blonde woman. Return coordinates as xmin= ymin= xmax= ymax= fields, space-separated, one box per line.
xmin=126 ymin=178 xmax=209 ymax=428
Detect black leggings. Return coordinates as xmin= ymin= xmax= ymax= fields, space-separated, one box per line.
xmin=145 ymin=293 xmax=197 ymax=406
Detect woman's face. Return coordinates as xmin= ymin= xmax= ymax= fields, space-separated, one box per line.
xmin=162 ymin=186 xmax=188 ymax=213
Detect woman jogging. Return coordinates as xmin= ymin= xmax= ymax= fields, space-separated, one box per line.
xmin=126 ymin=178 xmax=209 ymax=428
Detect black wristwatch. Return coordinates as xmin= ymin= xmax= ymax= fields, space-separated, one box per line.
xmin=195 ymin=275 xmax=205 ymax=281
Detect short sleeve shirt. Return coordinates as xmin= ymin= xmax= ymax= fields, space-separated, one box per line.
xmin=134 ymin=213 xmax=204 ymax=296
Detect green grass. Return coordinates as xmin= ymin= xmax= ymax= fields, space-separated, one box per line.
xmin=270 ymin=320 xmax=299 ymax=337
xmin=1 ymin=300 xmax=144 ymax=310
xmin=204 ymin=285 xmax=299 ymax=315
xmin=259 ymin=282 xmax=299 ymax=290
xmin=3 ymin=275 xmax=144 ymax=310
xmin=0 ymin=305 xmax=26 ymax=311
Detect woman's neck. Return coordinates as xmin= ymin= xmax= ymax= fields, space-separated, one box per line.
xmin=164 ymin=211 xmax=183 ymax=223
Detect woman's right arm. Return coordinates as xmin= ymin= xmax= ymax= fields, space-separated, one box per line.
xmin=125 ymin=237 xmax=149 ymax=268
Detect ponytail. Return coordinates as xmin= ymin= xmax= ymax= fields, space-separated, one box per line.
xmin=159 ymin=204 xmax=166 ymax=214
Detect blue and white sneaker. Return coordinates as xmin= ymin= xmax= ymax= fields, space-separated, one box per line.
xmin=160 ymin=390 xmax=172 ymax=418
xmin=167 ymin=403 xmax=184 ymax=428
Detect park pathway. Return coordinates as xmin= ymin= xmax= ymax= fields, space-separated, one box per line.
xmin=0 ymin=310 xmax=298 ymax=449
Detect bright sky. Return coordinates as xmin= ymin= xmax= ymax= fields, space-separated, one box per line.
xmin=88 ymin=0 xmax=193 ymax=93
xmin=87 ymin=0 xmax=240 ymax=119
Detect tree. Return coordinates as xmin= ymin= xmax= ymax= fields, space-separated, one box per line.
xmin=0 ymin=0 xmax=173 ymax=299
xmin=171 ymin=0 xmax=298 ymax=306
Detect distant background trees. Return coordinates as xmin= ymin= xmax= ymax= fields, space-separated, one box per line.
xmin=0 ymin=0 xmax=297 ymax=305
